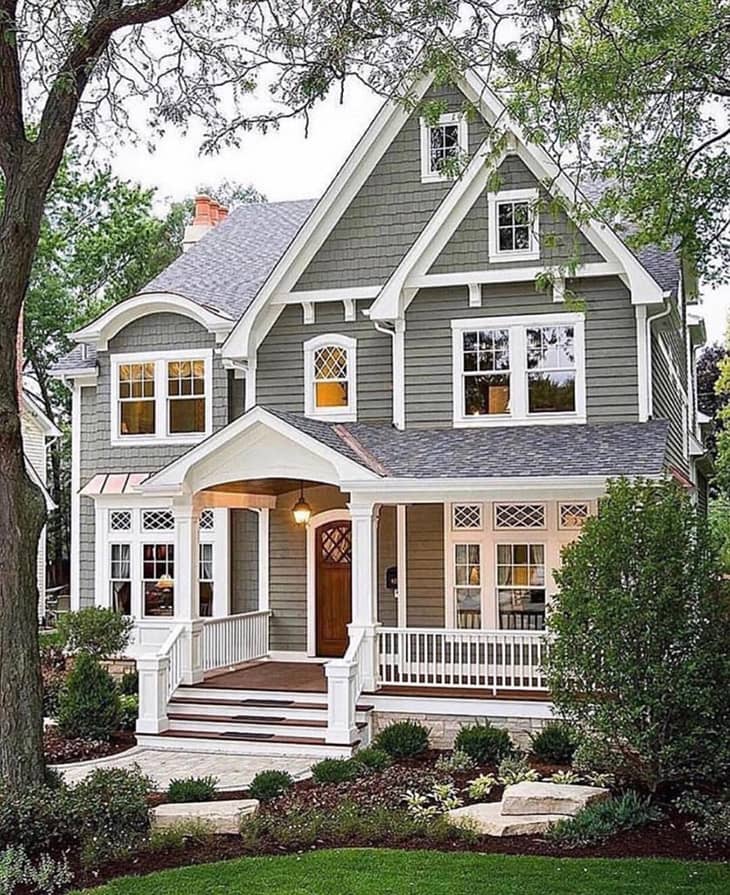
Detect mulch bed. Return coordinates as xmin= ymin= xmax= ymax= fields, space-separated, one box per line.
xmin=44 ymin=729 xmax=136 ymax=764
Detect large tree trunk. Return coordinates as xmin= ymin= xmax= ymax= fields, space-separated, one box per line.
xmin=0 ymin=161 xmax=49 ymax=792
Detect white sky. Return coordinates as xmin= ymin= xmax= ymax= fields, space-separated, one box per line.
xmin=109 ymin=82 xmax=729 ymax=346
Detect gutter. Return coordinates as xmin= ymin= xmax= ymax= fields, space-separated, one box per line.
xmin=646 ymin=301 xmax=672 ymax=418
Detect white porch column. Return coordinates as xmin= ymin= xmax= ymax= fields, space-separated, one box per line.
xmin=348 ymin=501 xmax=379 ymax=692
xmin=172 ymin=499 xmax=203 ymax=685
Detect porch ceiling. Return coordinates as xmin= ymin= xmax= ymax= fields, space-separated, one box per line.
xmin=205 ymin=478 xmax=323 ymax=497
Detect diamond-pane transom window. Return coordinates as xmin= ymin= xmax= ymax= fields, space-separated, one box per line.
xmin=109 ymin=510 xmax=132 ymax=531
xmin=142 ymin=509 xmax=174 ymax=531
xmin=314 ymin=345 xmax=349 ymax=408
xmin=494 ymin=503 xmax=546 ymax=530
xmin=319 ymin=523 xmax=352 ymax=565
xmin=199 ymin=509 xmax=215 ymax=530
xmin=452 ymin=504 xmax=483 ymax=530
xmin=559 ymin=502 xmax=590 ymax=529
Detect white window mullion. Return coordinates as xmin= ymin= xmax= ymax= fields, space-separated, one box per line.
xmin=512 ymin=325 xmax=528 ymax=418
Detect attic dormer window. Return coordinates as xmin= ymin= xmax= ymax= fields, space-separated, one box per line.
xmin=304 ymin=334 xmax=357 ymax=422
xmin=420 ymin=113 xmax=468 ymax=184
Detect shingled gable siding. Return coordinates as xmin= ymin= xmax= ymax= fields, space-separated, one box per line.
xmin=429 ymin=155 xmax=604 ymax=273
xmin=404 ymin=277 xmax=639 ymax=429
xmin=406 ymin=504 xmax=445 ymax=627
xmin=77 ymin=312 xmax=229 ymax=607
xmin=256 ymin=301 xmax=393 ymax=422
xmin=230 ymin=509 xmax=259 ymax=613
xmin=292 ymin=85 xmax=489 ymax=291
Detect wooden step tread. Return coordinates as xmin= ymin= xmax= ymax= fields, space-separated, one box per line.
xmin=167 ymin=712 xmax=367 ymax=731
xmin=156 ymin=728 xmax=361 ymax=747
xmin=169 ymin=696 xmax=374 ymax=712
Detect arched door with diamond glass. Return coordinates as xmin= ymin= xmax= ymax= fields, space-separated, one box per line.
xmin=315 ymin=519 xmax=352 ymax=657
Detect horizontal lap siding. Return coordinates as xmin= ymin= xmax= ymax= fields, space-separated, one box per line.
xmin=651 ymin=332 xmax=686 ymax=472
xmin=405 ymin=277 xmax=639 ymax=428
xmin=406 ymin=504 xmax=444 ymax=627
xmin=429 ymin=155 xmax=604 ymax=273
xmin=293 ymin=85 xmax=488 ymax=291
xmin=256 ymin=302 xmax=393 ymax=422
xmin=230 ymin=509 xmax=258 ymax=614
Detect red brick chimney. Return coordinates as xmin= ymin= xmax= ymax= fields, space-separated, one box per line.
xmin=183 ymin=195 xmax=229 ymax=251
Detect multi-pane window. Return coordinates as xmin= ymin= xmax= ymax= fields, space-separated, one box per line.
xmin=314 ymin=345 xmax=349 ymax=409
xmin=199 ymin=543 xmax=214 ymax=617
xmin=167 ymin=360 xmax=206 ymax=434
xmin=526 ymin=325 xmax=576 ymax=413
xmin=497 ymin=543 xmax=546 ymax=630
xmin=454 ymin=543 xmax=481 ymax=629
xmin=118 ymin=363 xmax=155 ymax=435
xmin=143 ymin=543 xmax=174 ymax=617
xmin=497 ymin=200 xmax=531 ymax=252
xmin=110 ymin=544 xmax=131 ymax=615
xmin=462 ymin=328 xmax=510 ymax=417
xmin=420 ymin=114 xmax=467 ymax=182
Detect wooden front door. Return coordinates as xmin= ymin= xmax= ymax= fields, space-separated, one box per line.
xmin=315 ymin=519 xmax=352 ymax=657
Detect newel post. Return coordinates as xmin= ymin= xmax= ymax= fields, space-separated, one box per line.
xmin=325 ymin=660 xmax=359 ymax=745
xmin=136 ymin=654 xmax=170 ymax=734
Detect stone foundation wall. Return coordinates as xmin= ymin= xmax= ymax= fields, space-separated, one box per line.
xmin=372 ymin=710 xmax=548 ymax=751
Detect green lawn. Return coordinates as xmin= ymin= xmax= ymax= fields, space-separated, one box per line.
xmin=76 ymin=848 xmax=729 ymax=894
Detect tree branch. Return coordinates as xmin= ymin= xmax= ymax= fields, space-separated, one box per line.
xmin=0 ymin=1 xmax=26 ymax=174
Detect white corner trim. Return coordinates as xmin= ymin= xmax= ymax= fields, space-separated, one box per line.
xmin=487 ymin=187 xmax=540 ymax=263
xmin=72 ymin=292 xmax=233 ymax=350
xmin=303 ymin=333 xmax=358 ymax=422
xmin=635 ymin=305 xmax=650 ymax=422
xmin=419 ymin=112 xmax=469 ymax=184
xmin=306 ymin=508 xmax=351 ymax=656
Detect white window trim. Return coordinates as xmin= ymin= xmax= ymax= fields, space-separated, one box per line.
xmin=451 ymin=313 xmax=586 ymax=427
xmin=487 ymin=188 xmax=540 ymax=263
xmin=419 ymin=112 xmax=468 ymax=184
xmin=110 ymin=348 xmax=213 ymax=446
xmin=303 ymin=333 xmax=357 ymax=422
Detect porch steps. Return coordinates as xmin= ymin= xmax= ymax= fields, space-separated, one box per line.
xmin=137 ymin=729 xmax=358 ymax=759
xmin=168 ymin=694 xmax=373 ymax=722
xmin=167 ymin=712 xmax=368 ymax=740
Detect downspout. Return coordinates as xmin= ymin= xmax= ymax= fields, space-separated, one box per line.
xmin=646 ymin=300 xmax=672 ymax=418
xmin=372 ymin=318 xmax=405 ymax=430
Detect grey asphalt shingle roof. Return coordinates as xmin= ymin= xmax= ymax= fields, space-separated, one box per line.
xmin=266 ymin=409 xmax=670 ymax=478
xmin=50 ymin=344 xmax=97 ymax=374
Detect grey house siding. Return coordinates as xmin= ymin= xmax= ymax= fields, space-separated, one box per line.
xmin=651 ymin=332 xmax=687 ymax=472
xmin=293 ymin=85 xmax=489 ymax=291
xmin=228 ymin=372 xmax=246 ymax=422
xmin=256 ymin=301 xmax=393 ymax=422
xmin=377 ymin=506 xmax=397 ymax=626
xmin=404 ymin=277 xmax=639 ymax=428
xmin=77 ymin=312 xmax=229 ymax=607
xmin=230 ymin=509 xmax=259 ymax=613
xmin=429 ymin=155 xmax=604 ymax=273
xmin=406 ymin=504 xmax=445 ymax=627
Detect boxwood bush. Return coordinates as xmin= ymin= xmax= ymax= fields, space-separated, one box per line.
xmin=374 ymin=720 xmax=429 ymax=758
xmin=529 ymin=722 xmax=579 ymax=765
xmin=166 ymin=776 xmax=218 ymax=803
xmin=454 ymin=721 xmax=513 ymax=764
xmin=311 ymin=758 xmax=360 ymax=784
xmin=248 ymin=769 xmax=294 ymax=803
xmin=354 ymin=747 xmax=391 ymax=773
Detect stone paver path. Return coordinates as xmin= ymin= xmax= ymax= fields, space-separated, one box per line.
xmin=55 ymin=747 xmax=314 ymax=790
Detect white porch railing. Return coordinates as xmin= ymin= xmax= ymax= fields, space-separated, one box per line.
xmin=325 ymin=624 xmax=378 ymax=745
xmin=377 ymin=627 xmax=549 ymax=693
xmin=202 ymin=610 xmax=270 ymax=672
xmin=164 ymin=624 xmax=186 ymax=700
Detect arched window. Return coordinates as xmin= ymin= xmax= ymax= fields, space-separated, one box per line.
xmin=304 ymin=334 xmax=357 ymax=421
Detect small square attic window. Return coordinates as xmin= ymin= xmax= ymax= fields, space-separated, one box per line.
xmin=420 ymin=113 xmax=468 ymax=183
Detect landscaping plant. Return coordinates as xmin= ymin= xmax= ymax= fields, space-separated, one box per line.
xmin=248 ymin=770 xmax=294 ymax=803
xmin=118 ymin=670 xmax=139 ymax=696
xmin=467 ymin=774 xmax=498 ymax=801
xmin=56 ymin=652 xmax=121 ymax=742
xmin=435 ymin=750 xmax=477 ymax=773
xmin=353 ymin=747 xmax=391 ymax=773
xmin=0 ymin=845 xmax=71 ymax=895
xmin=118 ymin=695 xmax=139 ymax=733
xmin=375 ymin=720 xmax=430 ymax=759
xmin=497 ymin=756 xmax=539 ymax=786
xmin=454 ymin=721 xmax=513 ymax=764
xmin=529 ymin=722 xmax=578 ymax=765
xmin=546 ymin=791 xmax=661 ymax=848
xmin=675 ymin=792 xmax=730 ymax=846
xmin=311 ymin=758 xmax=360 ymax=785
xmin=547 ymin=478 xmax=730 ymax=791
xmin=166 ymin=776 xmax=218 ymax=803
xmin=57 ymin=608 xmax=132 ymax=659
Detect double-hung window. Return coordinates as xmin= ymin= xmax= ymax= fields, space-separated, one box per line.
xmin=420 ymin=113 xmax=468 ymax=183
xmin=496 ymin=543 xmax=546 ymax=630
xmin=112 ymin=350 xmax=212 ymax=444
xmin=453 ymin=543 xmax=482 ymax=629
xmin=109 ymin=544 xmax=131 ymax=615
xmin=487 ymin=189 xmax=540 ymax=262
xmin=304 ymin=334 xmax=357 ymax=421
xmin=452 ymin=314 xmax=585 ymax=425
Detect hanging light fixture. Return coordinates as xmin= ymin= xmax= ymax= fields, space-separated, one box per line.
xmin=156 ymin=573 xmax=174 ymax=590
xmin=292 ymin=481 xmax=312 ymax=525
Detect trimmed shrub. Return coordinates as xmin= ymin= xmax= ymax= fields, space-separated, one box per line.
xmin=248 ymin=769 xmax=294 ymax=803
xmin=118 ymin=670 xmax=139 ymax=695
xmin=118 ymin=694 xmax=139 ymax=732
xmin=166 ymin=776 xmax=218 ymax=803
xmin=547 ymin=791 xmax=661 ymax=847
xmin=530 ymin=722 xmax=578 ymax=765
xmin=56 ymin=652 xmax=121 ymax=741
xmin=311 ymin=758 xmax=360 ymax=785
xmin=454 ymin=721 xmax=513 ymax=764
xmin=57 ymin=607 xmax=132 ymax=659
xmin=0 ymin=784 xmax=74 ymax=855
xmin=354 ymin=747 xmax=392 ymax=773
xmin=374 ymin=720 xmax=429 ymax=758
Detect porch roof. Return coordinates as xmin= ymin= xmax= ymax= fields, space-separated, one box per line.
xmin=266 ymin=409 xmax=670 ymax=479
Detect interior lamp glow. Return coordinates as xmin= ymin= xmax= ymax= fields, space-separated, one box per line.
xmin=292 ymin=481 xmax=312 ymax=525
xmin=156 ymin=573 xmax=174 ymax=590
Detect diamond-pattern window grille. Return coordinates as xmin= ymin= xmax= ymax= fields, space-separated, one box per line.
xmin=494 ymin=503 xmax=546 ymax=530
xmin=320 ymin=524 xmax=352 ymax=565
xmin=142 ymin=508 xmax=175 ymax=531
xmin=314 ymin=346 xmax=347 ymax=381
xmin=109 ymin=510 xmax=131 ymax=531
xmin=559 ymin=502 xmax=590 ymax=529
xmin=199 ymin=509 xmax=215 ymax=530
xmin=452 ymin=504 xmax=483 ymax=530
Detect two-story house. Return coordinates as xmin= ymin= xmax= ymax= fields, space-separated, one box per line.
xmin=52 ymin=65 xmax=708 ymax=757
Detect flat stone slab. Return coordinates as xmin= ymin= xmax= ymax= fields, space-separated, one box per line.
xmin=448 ymin=801 xmax=566 ymax=837
xmin=502 ymin=781 xmax=610 ymax=817
xmin=151 ymin=799 xmax=259 ymax=835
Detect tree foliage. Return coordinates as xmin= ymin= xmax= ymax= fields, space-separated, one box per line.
xmin=546 ymin=478 xmax=730 ymax=791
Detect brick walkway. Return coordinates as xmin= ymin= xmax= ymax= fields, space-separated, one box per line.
xmin=55 ymin=747 xmax=314 ymax=789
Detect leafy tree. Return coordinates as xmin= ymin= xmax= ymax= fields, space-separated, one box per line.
xmin=546 ymin=478 xmax=730 ymax=792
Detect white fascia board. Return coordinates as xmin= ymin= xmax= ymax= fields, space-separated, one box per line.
xmin=22 ymin=391 xmax=61 ymax=439
xmin=51 ymin=368 xmax=98 ymax=385
xmin=138 ymin=405 xmax=380 ymax=493
xmin=271 ymin=286 xmax=382 ymax=305
xmin=409 ymin=261 xmax=624 ymax=290
xmin=221 ymin=72 xmax=436 ymax=363
xmin=71 ymin=291 xmax=234 ymax=350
